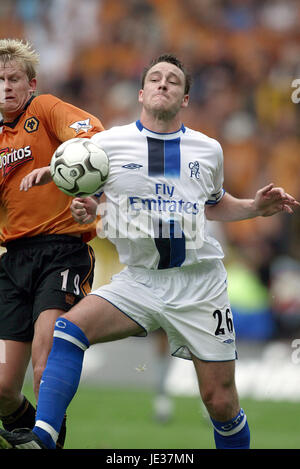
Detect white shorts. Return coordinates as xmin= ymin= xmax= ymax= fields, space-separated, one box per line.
xmin=91 ymin=259 xmax=236 ymax=361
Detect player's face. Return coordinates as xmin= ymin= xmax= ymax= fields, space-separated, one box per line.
xmin=0 ymin=60 xmax=36 ymax=121
xmin=139 ymin=62 xmax=189 ymax=120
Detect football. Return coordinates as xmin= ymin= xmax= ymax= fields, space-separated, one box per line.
xmin=50 ymin=138 xmax=109 ymax=197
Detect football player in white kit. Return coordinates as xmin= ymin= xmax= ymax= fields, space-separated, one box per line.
xmin=0 ymin=54 xmax=298 ymax=449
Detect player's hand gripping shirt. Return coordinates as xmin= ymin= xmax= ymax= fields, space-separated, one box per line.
xmin=92 ymin=120 xmax=225 ymax=269
xmin=0 ymin=94 xmax=104 ymax=245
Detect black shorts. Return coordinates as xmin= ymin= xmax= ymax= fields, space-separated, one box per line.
xmin=0 ymin=235 xmax=95 ymax=342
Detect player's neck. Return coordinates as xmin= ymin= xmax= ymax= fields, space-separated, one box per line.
xmin=139 ymin=112 xmax=183 ymax=134
xmin=2 ymin=112 xmax=18 ymax=123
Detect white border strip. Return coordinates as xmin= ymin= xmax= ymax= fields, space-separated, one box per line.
xmin=54 ymin=330 xmax=88 ymax=351
xmin=213 ymin=414 xmax=247 ymax=437
xmin=35 ymin=420 xmax=59 ymax=444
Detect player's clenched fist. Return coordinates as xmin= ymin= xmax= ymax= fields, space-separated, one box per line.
xmin=70 ymin=196 xmax=98 ymax=224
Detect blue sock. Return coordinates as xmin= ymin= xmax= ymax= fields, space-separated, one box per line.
xmin=211 ymin=408 xmax=250 ymax=449
xmin=33 ymin=318 xmax=89 ymax=449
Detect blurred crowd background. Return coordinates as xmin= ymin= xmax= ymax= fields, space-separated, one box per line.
xmin=1 ymin=0 xmax=300 ymax=342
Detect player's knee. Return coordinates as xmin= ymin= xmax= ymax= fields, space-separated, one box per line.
xmin=62 ymin=311 xmax=83 ymax=330
xmin=201 ymin=387 xmax=217 ymax=411
xmin=204 ymin=395 xmax=232 ymax=419
xmin=61 ymin=305 xmax=90 ymax=336
xmin=201 ymin=385 xmax=237 ymax=420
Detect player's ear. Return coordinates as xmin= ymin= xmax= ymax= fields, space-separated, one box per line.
xmin=181 ymin=94 xmax=189 ymax=108
xmin=138 ymin=89 xmax=144 ymax=104
xmin=29 ymin=78 xmax=37 ymax=94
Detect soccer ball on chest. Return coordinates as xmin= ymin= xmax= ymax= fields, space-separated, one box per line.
xmin=50 ymin=138 xmax=109 ymax=197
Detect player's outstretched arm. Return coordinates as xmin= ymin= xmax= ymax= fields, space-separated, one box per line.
xmin=19 ymin=167 xmax=52 ymax=191
xmin=205 ymin=183 xmax=300 ymax=222
xmin=70 ymin=196 xmax=98 ymax=224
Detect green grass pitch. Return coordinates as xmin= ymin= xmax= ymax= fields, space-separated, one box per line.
xmin=16 ymin=383 xmax=299 ymax=449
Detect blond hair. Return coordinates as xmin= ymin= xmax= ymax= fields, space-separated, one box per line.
xmin=0 ymin=39 xmax=39 ymax=80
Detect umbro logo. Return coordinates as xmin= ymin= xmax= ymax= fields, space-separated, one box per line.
xmin=122 ymin=163 xmax=143 ymax=170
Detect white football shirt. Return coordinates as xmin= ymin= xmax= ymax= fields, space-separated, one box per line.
xmin=91 ymin=120 xmax=225 ymax=269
